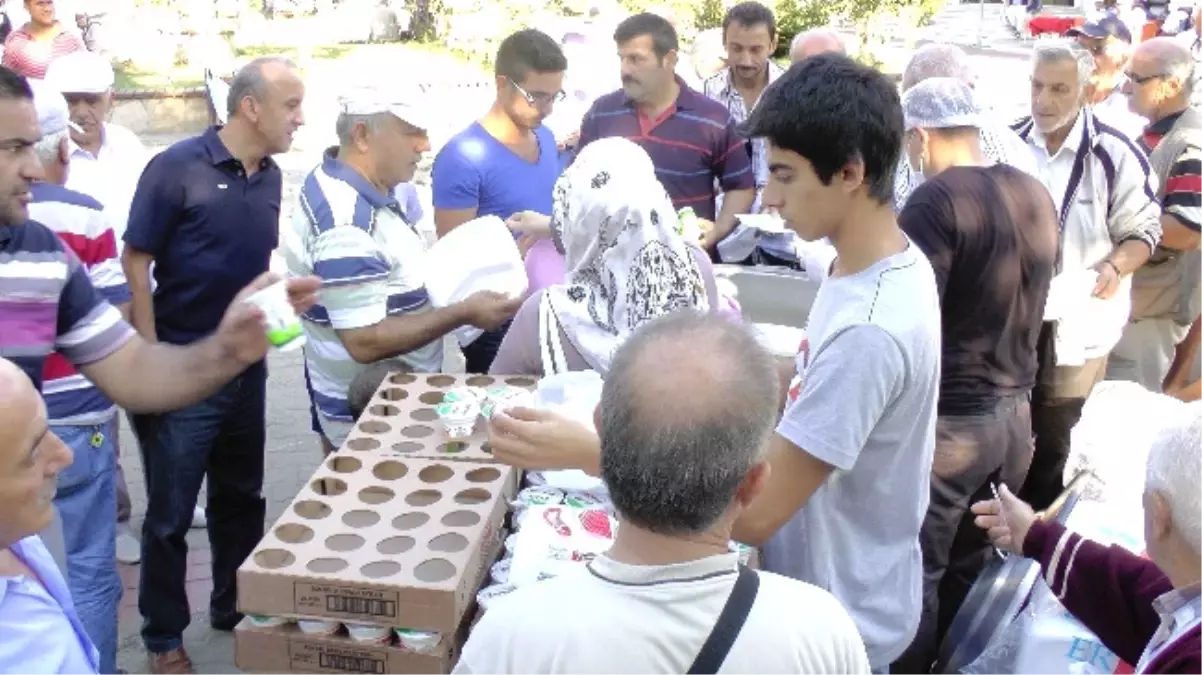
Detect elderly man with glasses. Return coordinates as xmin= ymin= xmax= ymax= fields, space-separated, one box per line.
xmin=1107 ymin=37 xmax=1201 ymax=401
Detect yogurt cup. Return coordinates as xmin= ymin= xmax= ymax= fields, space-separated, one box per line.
xmin=503 ymin=533 xmax=518 ymax=558
xmin=516 ymin=486 xmax=565 ymax=507
xmin=476 ymin=583 xmax=517 ymax=611
xmin=481 ymin=386 xmax=534 ymax=419
xmin=297 ymin=618 xmax=342 ymax=636
xmin=247 ymin=614 xmax=290 ymax=628
xmin=245 ymin=279 xmax=306 ymax=352
xmin=346 ymin=622 xmax=392 ymax=644
xmin=490 ymin=557 xmax=511 ymax=584
xmin=729 ymin=541 xmax=755 ymax=566
xmin=563 ymin=491 xmax=606 ymax=509
xmin=394 ymin=628 xmax=441 ymax=653
xmin=436 ymin=399 xmax=480 ymax=438
xmin=523 ymin=471 xmax=548 ymax=487
xmin=443 ymin=387 xmax=487 ymax=405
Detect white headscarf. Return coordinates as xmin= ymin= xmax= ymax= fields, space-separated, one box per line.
xmin=546 ymin=137 xmax=709 ymax=373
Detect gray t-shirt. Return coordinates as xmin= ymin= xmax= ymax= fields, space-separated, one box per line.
xmin=762 ymin=241 xmax=941 ymax=669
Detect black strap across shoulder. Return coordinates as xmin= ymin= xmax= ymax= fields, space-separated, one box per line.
xmin=686 ymin=565 xmax=760 ymax=675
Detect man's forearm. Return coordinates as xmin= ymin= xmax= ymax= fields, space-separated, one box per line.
xmin=341 ymin=304 xmax=473 ymax=364
xmin=1108 ymin=238 xmax=1153 ymax=275
xmin=80 ymin=335 xmax=247 ymax=413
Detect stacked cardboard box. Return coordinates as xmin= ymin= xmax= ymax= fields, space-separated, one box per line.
xmin=236 ymin=373 xmax=535 ymax=674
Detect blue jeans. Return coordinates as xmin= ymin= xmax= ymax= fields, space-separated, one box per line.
xmin=53 ymin=419 xmax=122 ymax=674
xmin=132 ymin=362 xmax=267 ymax=654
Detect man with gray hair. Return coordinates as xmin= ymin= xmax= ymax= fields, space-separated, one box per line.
xmin=893 ymin=42 xmax=1037 ymax=210
xmin=789 ymin=27 xmax=846 ymax=63
xmin=457 ymin=311 xmax=871 ymax=674
xmin=973 ymin=403 xmax=1202 ymax=673
xmin=281 ymin=79 xmax=519 ymax=455
xmin=120 ymin=55 xmax=307 ymax=674
xmin=25 ymin=76 xmax=130 ymax=675
xmin=1013 ymin=39 xmax=1161 ymax=514
xmin=1107 ymin=37 xmax=1201 ymax=396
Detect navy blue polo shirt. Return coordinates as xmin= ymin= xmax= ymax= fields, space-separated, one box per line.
xmin=124 ymin=126 xmax=282 ymax=345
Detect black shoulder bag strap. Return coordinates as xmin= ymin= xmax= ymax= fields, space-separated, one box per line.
xmin=686 ymin=566 xmax=760 ymax=675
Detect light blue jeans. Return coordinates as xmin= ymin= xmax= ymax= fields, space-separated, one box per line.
xmin=53 ymin=419 xmax=122 ymax=674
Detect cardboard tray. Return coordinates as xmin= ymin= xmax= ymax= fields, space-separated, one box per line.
xmin=340 ymin=373 xmax=538 ymax=465
xmin=234 ymin=614 xmax=467 ymax=674
xmin=238 ymin=454 xmax=511 ymax=632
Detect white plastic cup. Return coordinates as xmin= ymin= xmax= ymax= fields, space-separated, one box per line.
xmin=394 ymin=628 xmax=441 ymax=653
xmin=346 ymin=622 xmax=392 ymax=644
xmin=247 ymin=614 xmax=290 ymax=628
xmin=297 ymin=618 xmax=342 ymax=635
xmin=245 ymin=279 xmax=306 ymax=351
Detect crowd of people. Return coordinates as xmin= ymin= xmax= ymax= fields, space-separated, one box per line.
xmin=0 ymin=0 xmax=1199 ymax=673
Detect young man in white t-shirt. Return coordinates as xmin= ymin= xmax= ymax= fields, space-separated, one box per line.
xmin=730 ymin=53 xmax=942 ymax=671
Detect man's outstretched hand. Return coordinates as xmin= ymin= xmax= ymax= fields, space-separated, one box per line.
xmin=215 ymin=272 xmax=321 ymax=366
xmin=971 ymin=483 xmax=1038 ymax=555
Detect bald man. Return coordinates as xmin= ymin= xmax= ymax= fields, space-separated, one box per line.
xmin=0 ymin=358 xmax=98 ymax=673
xmin=789 ymin=28 xmax=846 ymax=63
xmin=1106 ymin=37 xmax=1202 ymax=394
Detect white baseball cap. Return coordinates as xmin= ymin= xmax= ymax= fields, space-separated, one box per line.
xmin=338 ymin=81 xmax=435 ymax=134
xmin=28 ymin=78 xmax=83 ymax=136
xmin=44 ymin=50 xmax=115 ymax=95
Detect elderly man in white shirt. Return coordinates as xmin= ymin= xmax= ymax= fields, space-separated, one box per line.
xmin=893 ymin=43 xmax=1039 ymax=211
xmin=1012 ymin=38 xmax=1162 ymax=512
xmin=45 ymin=49 xmax=148 ymax=246
xmin=44 ymin=48 xmax=150 ymax=565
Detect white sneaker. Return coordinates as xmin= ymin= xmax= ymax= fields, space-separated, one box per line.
xmin=191 ymin=506 xmax=207 ymax=529
xmin=115 ymin=524 xmax=141 ymax=564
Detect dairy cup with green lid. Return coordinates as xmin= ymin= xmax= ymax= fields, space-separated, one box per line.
xmin=244 ymin=279 xmax=305 ymax=351
xmin=436 ymin=398 xmax=480 ymax=438
xmin=394 ymin=628 xmax=441 ymax=653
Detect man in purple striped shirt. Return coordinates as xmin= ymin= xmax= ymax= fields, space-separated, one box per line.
xmin=576 ymin=12 xmax=755 ymax=258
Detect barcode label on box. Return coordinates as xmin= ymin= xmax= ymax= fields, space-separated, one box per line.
xmin=288 ymin=642 xmax=386 ymax=674
xmin=294 ymin=582 xmax=401 ymax=620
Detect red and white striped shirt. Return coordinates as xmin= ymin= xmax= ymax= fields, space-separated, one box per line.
xmin=1 ymin=24 xmax=84 ymax=80
xmin=30 ymin=181 xmax=130 ymax=425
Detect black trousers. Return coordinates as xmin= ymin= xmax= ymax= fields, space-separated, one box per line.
xmin=893 ymin=394 xmax=1035 ymax=673
xmin=1019 ymin=322 xmax=1108 ymax=512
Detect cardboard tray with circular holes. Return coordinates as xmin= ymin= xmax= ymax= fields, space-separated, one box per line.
xmin=237 ymin=454 xmax=513 ymax=633
xmin=338 ymin=373 xmax=539 ymax=466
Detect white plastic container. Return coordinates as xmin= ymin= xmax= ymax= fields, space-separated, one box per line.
xmin=346 ymin=622 xmax=392 ymax=644
xmin=244 ymin=279 xmax=306 ymax=351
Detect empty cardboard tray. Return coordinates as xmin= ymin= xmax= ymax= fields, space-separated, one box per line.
xmin=340 ymin=373 xmax=538 ymax=465
xmin=238 ymin=454 xmax=511 ymax=632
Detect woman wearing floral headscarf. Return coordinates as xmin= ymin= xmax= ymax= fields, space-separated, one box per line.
xmin=490 ymin=137 xmax=718 ymax=376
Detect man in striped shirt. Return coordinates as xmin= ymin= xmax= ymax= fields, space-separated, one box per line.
xmin=283 ymin=82 xmax=519 ymax=453
xmin=1 ymin=0 xmax=82 ymax=80
xmin=0 ymin=65 xmax=320 ymax=675
xmin=576 ymin=12 xmax=755 ymax=258
xmin=26 ymin=77 xmax=127 ymax=674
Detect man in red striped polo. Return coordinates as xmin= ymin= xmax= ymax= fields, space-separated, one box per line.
xmin=1 ymin=0 xmax=83 ymax=80
xmin=576 ymin=12 xmax=755 ymax=259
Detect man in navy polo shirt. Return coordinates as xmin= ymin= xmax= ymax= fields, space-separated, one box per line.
xmin=0 ymin=64 xmax=320 ymax=673
xmin=432 ymin=29 xmax=567 ymax=373
xmin=577 ymin=12 xmax=755 ymax=258
xmin=121 ymin=55 xmax=306 ymax=674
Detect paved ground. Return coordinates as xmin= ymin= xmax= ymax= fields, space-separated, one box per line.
xmin=112 ymin=7 xmax=1052 ymax=669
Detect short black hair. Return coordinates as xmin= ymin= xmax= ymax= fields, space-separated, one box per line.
xmin=495 ymin=29 xmax=568 ymax=84
xmin=0 ymin=67 xmax=32 ymax=101
xmin=614 ymin=12 xmax=678 ymax=59
xmin=742 ymin=53 xmax=903 ymax=205
xmin=722 ymin=2 xmax=776 ymax=40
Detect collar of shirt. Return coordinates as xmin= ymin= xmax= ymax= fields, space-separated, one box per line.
xmin=201 ymin=125 xmax=276 ymax=173
xmin=588 ymin=551 xmax=740 ymax=586
xmin=320 ymin=147 xmax=403 ymax=213
xmin=67 ymin=123 xmax=124 ymax=161
xmin=1 ymin=536 xmax=98 ymax=673
xmin=706 ymin=61 xmax=785 ymax=110
xmin=1140 ymin=583 xmax=1202 ymax=671
xmin=1142 ymin=108 xmax=1188 ymax=151
xmin=1030 ymin=110 xmax=1087 ymax=159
